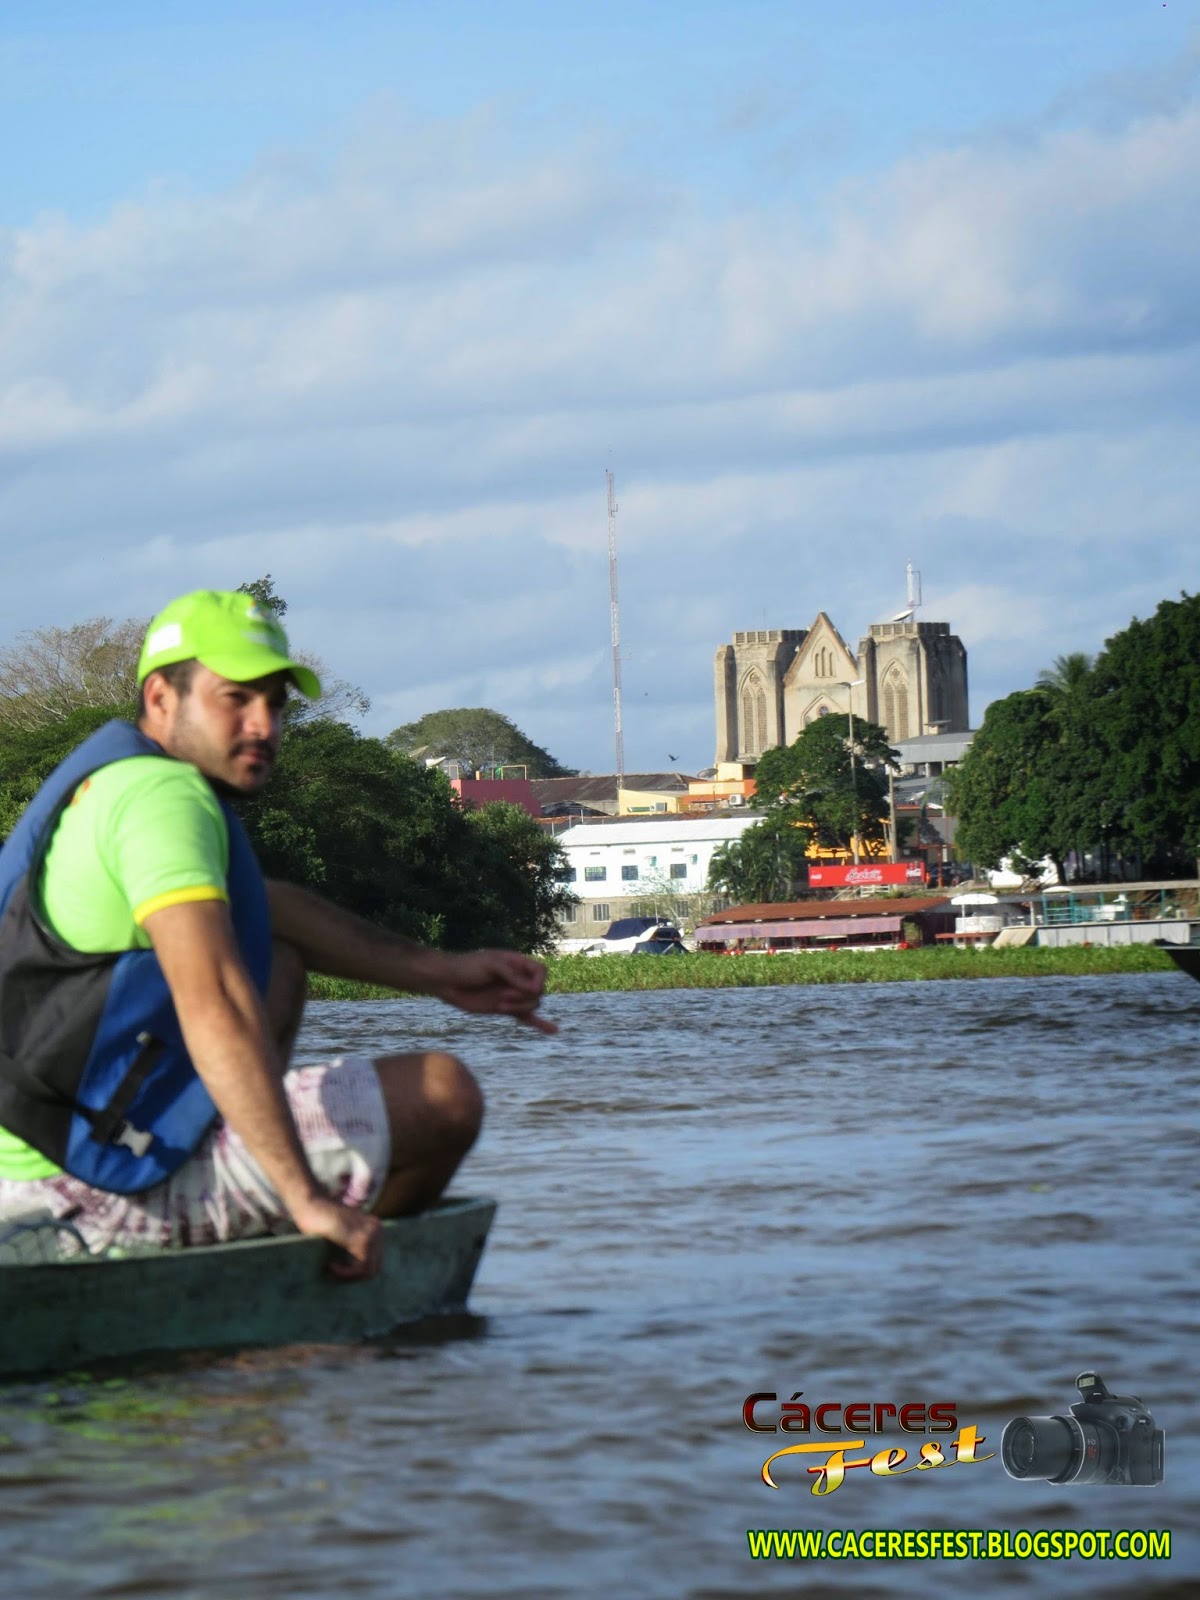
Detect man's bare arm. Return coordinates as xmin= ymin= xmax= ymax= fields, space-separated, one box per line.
xmin=266 ymin=880 xmax=446 ymax=990
xmin=143 ymin=898 xmax=383 ymax=1274
xmin=266 ymin=879 xmax=556 ymax=1033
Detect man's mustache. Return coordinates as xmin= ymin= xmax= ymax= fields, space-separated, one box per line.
xmin=233 ymin=741 xmax=275 ymax=763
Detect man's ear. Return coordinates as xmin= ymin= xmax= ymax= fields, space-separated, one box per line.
xmin=140 ymin=670 xmax=176 ymax=721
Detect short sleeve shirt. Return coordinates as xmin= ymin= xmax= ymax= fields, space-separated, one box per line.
xmin=0 ymin=756 xmax=231 ymax=1179
xmin=38 ymin=756 xmax=230 ymax=951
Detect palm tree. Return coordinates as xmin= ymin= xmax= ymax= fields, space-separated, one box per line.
xmin=1035 ymin=652 xmax=1100 ymax=878
xmin=1036 ymin=652 xmax=1094 ymax=696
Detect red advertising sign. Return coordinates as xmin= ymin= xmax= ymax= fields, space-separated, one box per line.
xmin=808 ymin=862 xmax=927 ymax=888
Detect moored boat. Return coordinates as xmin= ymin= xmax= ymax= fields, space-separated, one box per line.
xmin=581 ymin=915 xmax=684 ymax=956
xmin=1161 ymin=945 xmax=1200 ymax=984
xmin=0 ymin=1193 xmax=495 ymax=1379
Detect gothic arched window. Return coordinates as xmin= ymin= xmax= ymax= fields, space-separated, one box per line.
xmin=741 ymin=672 xmax=769 ymax=756
xmin=882 ymin=668 xmax=909 ymax=742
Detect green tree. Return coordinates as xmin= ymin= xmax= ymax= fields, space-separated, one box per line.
xmin=1036 ymin=651 xmax=1094 ymax=696
xmin=236 ymin=574 xmax=288 ymax=618
xmin=946 ymin=692 xmax=1067 ymax=878
xmin=235 ymin=720 xmax=571 ymax=952
xmin=1091 ymin=592 xmax=1200 ymax=874
xmin=386 ymin=708 xmax=576 ymax=778
xmin=707 ymin=814 xmax=814 ymax=904
xmin=460 ymin=802 xmax=577 ymax=952
xmin=1033 ymin=651 xmax=1107 ymax=876
xmin=237 ymin=719 xmax=465 ymax=944
xmin=0 ymin=705 xmax=123 ymax=840
xmin=949 ymin=597 xmax=1200 ymax=880
xmin=754 ymin=714 xmax=897 ymax=854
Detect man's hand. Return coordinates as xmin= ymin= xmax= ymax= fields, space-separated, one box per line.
xmin=432 ymin=949 xmax=557 ymax=1034
xmin=291 ymin=1192 xmax=384 ymax=1279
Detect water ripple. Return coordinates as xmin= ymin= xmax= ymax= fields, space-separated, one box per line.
xmin=1 ymin=972 xmax=1196 ymax=1597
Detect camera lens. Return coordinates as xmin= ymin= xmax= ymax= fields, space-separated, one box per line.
xmin=1002 ymin=1415 xmax=1119 ymax=1484
xmin=1002 ymin=1416 xmax=1078 ymax=1481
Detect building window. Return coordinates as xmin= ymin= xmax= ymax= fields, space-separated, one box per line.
xmin=883 ymin=670 xmax=909 ymax=742
xmin=669 ymin=862 xmax=687 ymax=880
xmin=591 ymin=903 xmax=610 ymax=922
xmin=648 ymin=856 xmax=657 ymax=866
xmin=621 ymin=865 xmax=639 ymax=881
xmin=584 ymin=866 xmax=607 ymax=882
xmin=555 ymin=867 xmax=577 ymax=883
xmin=741 ymin=670 xmax=769 ymax=757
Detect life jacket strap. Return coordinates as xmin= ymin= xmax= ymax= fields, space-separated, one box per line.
xmin=0 ymin=1033 xmax=163 ymax=1156
xmin=85 ymin=1032 xmax=164 ymax=1152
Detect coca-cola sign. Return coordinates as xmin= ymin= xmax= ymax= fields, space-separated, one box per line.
xmin=809 ymin=862 xmax=927 ymax=887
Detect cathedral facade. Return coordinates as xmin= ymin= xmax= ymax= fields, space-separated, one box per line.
xmin=714 ymin=613 xmax=969 ymax=764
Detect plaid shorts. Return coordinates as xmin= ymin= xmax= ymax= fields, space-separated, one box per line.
xmin=0 ymin=1056 xmax=390 ymax=1256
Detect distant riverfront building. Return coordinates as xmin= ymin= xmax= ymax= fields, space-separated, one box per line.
xmin=714 ymin=612 xmax=969 ymax=764
xmin=552 ymin=814 xmax=761 ymax=939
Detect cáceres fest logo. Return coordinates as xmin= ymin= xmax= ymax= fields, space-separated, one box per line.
xmin=744 ymin=1391 xmax=995 ymax=1496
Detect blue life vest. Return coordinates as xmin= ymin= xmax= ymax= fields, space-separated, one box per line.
xmin=0 ymin=720 xmax=273 ymax=1193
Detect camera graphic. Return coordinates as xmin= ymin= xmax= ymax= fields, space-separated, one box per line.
xmin=1002 ymin=1372 xmax=1164 ymax=1487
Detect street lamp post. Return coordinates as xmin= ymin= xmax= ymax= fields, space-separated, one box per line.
xmin=839 ymin=679 xmax=866 ymax=866
xmin=923 ymin=720 xmax=950 ymax=879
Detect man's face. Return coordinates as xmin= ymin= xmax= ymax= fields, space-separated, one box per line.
xmin=156 ymin=665 xmax=289 ymax=793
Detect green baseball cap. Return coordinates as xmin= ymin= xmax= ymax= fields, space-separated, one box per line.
xmin=137 ymin=590 xmax=322 ymax=699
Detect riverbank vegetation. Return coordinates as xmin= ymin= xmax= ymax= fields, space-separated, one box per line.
xmin=949 ymin=594 xmax=1200 ymax=879
xmin=308 ymin=942 xmax=1177 ymax=1000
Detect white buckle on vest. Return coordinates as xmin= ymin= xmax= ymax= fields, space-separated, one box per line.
xmin=114 ymin=1122 xmax=153 ymax=1158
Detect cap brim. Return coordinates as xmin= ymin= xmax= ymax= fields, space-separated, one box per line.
xmin=200 ymin=650 xmax=322 ymax=700
xmin=287 ymin=662 xmax=322 ymax=700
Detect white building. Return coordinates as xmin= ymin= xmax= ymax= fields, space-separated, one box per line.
xmin=555 ymin=814 xmax=763 ymax=935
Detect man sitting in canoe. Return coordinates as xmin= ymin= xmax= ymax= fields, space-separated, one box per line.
xmin=0 ymin=590 xmax=554 ymax=1277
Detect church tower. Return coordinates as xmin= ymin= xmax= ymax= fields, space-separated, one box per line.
xmin=714 ymin=609 xmax=968 ymax=762
xmin=714 ymin=630 xmax=805 ymax=763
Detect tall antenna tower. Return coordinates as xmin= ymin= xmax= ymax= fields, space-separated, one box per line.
xmin=906 ymin=561 xmax=923 ymax=613
xmin=606 ymin=468 xmax=625 ymax=783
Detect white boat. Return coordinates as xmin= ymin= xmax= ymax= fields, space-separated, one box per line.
xmin=581 ymin=916 xmax=686 ymax=956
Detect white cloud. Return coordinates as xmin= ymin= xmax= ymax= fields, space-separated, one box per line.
xmin=0 ymin=88 xmax=1198 ymax=769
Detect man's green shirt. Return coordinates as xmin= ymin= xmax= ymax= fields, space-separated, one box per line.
xmin=0 ymin=756 xmax=230 ymax=1180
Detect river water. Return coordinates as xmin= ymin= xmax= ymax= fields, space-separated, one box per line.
xmin=1 ymin=973 xmax=1196 ymax=1597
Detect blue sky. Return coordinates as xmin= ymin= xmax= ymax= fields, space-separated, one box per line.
xmin=1 ymin=2 xmax=1198 ymax=772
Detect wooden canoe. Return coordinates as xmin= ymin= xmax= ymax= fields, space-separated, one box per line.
xmin=0 ymin=1194 xmax=495 ymax=1379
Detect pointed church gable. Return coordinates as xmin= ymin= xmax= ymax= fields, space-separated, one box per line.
xmin=714 ymin=611 xmax=968 ymax=766
xmin=781 ymin=613 xmax=859 ymax=689
xmin=799 ymin=694 xmax=839 ymax=726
